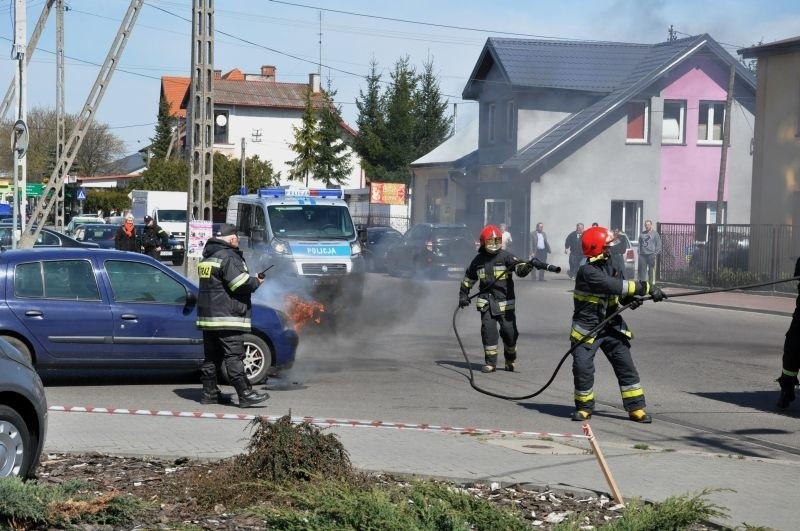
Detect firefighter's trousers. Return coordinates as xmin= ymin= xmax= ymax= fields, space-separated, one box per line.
xmin=571 ymin=332 xmax=645 ymax=413
xmin=480 ymin=308 xmax=518 ymax=366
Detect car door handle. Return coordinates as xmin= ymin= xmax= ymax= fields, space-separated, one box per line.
xmin=121 ymin=314 xmax=138 ymax=320
xmin=25 ymin=310 xmax=43 ymax=317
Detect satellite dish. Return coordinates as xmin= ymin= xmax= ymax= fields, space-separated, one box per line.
xmin=215 ymin=114 xmax=228 ymax=127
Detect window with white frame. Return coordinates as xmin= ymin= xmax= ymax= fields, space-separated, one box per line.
xmin=214 ymin=110 xmax=229 ymax=144
xmin=662 ymin=100 xmax=686 ymax=144
xmin=506 ymin=101 xmax=516 ymax=143
xmin=487 ymin=103 xmax=496 ymax=144
xmin=626 ymin=101 xmax=649 ymax=143
xmin=698 ymin=101 xmax=725 ymax=144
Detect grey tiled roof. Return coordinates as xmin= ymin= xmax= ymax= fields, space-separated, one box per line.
xmin=465 ymin=34 xmax=756 ymax=173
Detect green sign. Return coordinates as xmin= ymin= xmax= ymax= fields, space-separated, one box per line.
xmin=25 ymin=184 xmax=45 ymax=197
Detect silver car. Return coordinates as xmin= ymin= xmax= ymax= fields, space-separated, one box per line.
xmin=0 ymin=337 xmax=48 ymax=478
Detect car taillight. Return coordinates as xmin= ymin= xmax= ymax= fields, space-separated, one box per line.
xmin=625 ymin=249 xmax=635 ymax=260
xmin=426 ymin=240 xmax=433 ymax=252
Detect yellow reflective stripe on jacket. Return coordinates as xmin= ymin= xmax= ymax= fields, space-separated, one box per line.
xmin=476 ymin=298 xmax=516 ymax=311
xmin=570 ymin=328 xmax=596 ymax=344
xmin=228 ymin=272 xmax=250 ymax=292
xmin=622 ymin=280 xmax=636 ymax=296
xmin=196 ymin=316 xmax=251 ymax=329
xmin=620 ymin=383 xmax=644 ymax=399
xmin=573 ymin=292 xmax=604 ymax=304
xmin=197 ymin=258 xmax=222 ymax=279
xmin=784 ymin=368 xmax=799 ymax=377
xmin=493 ymin=265 xmax=510 ymax=280
xmin=462 ymin=278 xmax=475 ymax=289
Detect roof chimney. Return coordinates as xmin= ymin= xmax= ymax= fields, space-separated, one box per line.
xmin=213 ymin=69 xmax=222 ymax=79
xmin=309 ymin=73 xmax=321 ymax=93
xmin=260 ymin=65 xmax=276 ymax=81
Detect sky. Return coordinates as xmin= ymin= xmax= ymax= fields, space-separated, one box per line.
xmin=1 ymin=0 xmax=799 ymax=158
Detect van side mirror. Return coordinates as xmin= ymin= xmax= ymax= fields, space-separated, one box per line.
xmin=251 ymin=227 xmax=265 ymax=243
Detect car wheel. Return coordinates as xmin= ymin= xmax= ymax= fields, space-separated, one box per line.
xmin=0 ymin=405 xmax=34 ymax=478
xmin=0 ymin=336 xmax=32 ymax=364
xmin=219 ymin=334 xmax=272 ymax=385
xmin=172 ymin=256 xmax=184 ymax=266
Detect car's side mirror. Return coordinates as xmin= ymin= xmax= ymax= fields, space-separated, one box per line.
xmin=184 ymin=289 xmax=198 ymax=312
xmin=251 ymin=227 xmax=265 ymax=243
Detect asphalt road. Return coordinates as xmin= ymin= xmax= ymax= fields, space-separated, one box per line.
xmin=42 ymin=272 xmax=800 ymax=462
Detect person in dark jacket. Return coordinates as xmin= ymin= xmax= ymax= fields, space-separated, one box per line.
xmin=570 ymin=225 xmax=666 ymax=423
xmin=564 ymin=223 xmax=584 ymax=279
xmin=141 ymin=215 xmax=169 ymax=259
xmin=459 ymin=225 xmax=534 ymax=373
xmin=114 ymin=214 xmax=140 ymax=252
xmin=196 ymin=223 xmax=269 ymax=408
xmin=777 ymin=257 xmax=800 ymax=409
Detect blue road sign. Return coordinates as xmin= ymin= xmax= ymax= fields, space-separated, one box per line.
xmin=77 ymin=188 xmax=86 ymax=201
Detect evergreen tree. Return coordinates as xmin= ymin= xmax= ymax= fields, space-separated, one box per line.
xmin=315 ymin=82 xmax=352 ymax=187
xmin=381 ymin=56 xmax=417 ymax=183
xmin=137 ymin=157 xmax=189 ymax=192
xmin=354 ymin=59 xmax=386 ymax=181
xmin=150 ymin=97 xmax=175 ymax=159
xmin=413 ymin=59 xmax=452 ymax=159
xmin=286 ymin=89 xmax=320 ymax=186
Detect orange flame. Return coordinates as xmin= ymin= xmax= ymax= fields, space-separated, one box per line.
xmin=284 ymin=294 xmax=325 ymax=331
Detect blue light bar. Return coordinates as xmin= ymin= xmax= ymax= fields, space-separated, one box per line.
xmin=257 ymin=187 xmax=343 ymax=199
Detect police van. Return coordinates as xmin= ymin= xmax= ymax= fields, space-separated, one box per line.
xmin=226 ymin=187 xmax=365 ymax=310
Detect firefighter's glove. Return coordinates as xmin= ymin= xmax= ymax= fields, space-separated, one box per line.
xmin=628 ymin=296 xmax=645 ymax=310
xmin=458 ymin=294 xmax=471 ymax=308
xmin=649 ymin=285 xmax=667 ymax=302
xmin=516 ymin=261 xmax=533 ymax=277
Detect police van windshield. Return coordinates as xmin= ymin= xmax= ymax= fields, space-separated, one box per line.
xmin=158 ymin=210 xmax=187 ymax=222
xmin=268 ymin=205 xmax=355 ymax=239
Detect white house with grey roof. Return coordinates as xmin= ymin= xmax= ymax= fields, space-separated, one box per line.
xmin=412 ymin=34 xmax=756 ymax=270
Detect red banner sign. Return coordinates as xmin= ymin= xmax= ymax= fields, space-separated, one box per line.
xmin=370 ymin=182 xmax=407 ymax=205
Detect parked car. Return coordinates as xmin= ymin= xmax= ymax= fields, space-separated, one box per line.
xmin=0 ymin=226 xmax=99 ymax=249
xmin=385 ymin=223 xmax=476 ymax=279
xmin=135 ymin=224 xmax=186 ymax=266
xmin=362 ymin=226 xmax=404 ymax=272
xmin=65 ymin=216 xmax=105 ymax=237
xmin=0 ymin=336 xmax=47 ymax=478
xmin=0 ymin=248 xmax=298 ymax=384
xmin=73 ymin=223 xmax=120 ymax=249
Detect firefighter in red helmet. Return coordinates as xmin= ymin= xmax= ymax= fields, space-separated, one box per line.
xmin=570 ymin=225 xmax=666 ymax=423
xmin=458 ymin=225 xmax=535 ymax=373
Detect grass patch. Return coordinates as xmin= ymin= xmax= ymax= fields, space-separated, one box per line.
xmin=633 ymin=443 xmax=650 ymax=451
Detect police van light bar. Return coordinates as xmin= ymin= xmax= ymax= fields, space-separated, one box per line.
xmin=258 ymin=187 xmax=343 ymax=199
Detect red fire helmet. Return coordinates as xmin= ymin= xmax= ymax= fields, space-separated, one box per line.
xmin=581 ymin=226 xmax=614 ymax=257
xmin=480 ymin=225 xmax=503 ymax=254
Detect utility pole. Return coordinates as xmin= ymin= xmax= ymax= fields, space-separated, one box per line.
xmin=667 ymin=24 xmax=677 ymax=42
xmin=318 ymin=11 xmax=322 ymax=76
xmin=12 ymin=0 xmax=27 ymax=248
xmin=713 ymin=63 xmax=736 ymax=277
xmin=240 ymin=137 xmax=246 ymax=194
xmin=55 ymin=0 xmax=66 ymax=232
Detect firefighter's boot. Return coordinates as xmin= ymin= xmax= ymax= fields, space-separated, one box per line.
xmin=571 ymin=409 xmax=592 ymax=422
xmin=200 ymin=387 xmax=232 ymax=405
xmin=482 ymin=352 xmax=498 ymax=373
xmin=504 ymin=348 xmax=517 ymax=372
xmin=628 ymin=409 xmax=652 ymax=423
xmin=777 ymin=373 xmax=798 ymax=409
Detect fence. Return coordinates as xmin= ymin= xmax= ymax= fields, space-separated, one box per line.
xmin=657 ymin=223 xmax=797 ymax=293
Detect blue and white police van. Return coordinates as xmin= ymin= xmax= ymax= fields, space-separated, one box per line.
xmin=226 ymin=187 xmax=365 ymax=311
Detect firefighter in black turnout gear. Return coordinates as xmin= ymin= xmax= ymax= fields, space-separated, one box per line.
xmin=196 ymin=223 xmax=269 ymax=408
xmin=459 ymin=225 xmax=534 ymax=373
xmin=570 ymin=226 xmax=666 ymax=423
xmin=776 ymin=257 xmax=800 ymax=409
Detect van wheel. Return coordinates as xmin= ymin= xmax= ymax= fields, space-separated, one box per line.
xmin=219 ymin=334 xmax=272 ymax=385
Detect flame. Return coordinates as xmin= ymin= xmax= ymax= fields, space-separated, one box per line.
xmin=284 ymin=294 xmax=325 ymax=331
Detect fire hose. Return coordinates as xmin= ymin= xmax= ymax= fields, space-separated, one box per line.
xmin=452 ymin=260 xmax=800 ymax=401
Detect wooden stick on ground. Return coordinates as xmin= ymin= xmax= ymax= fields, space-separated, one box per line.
xmin=583 ymin=423 xmax=624 ymax=504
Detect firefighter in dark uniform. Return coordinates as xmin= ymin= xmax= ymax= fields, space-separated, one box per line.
xmin=570 ymin=225 xmax=666 ymax=423
xmin=459 ymin=225 xmax=534 ymax=373
xmin=142 ymin=215 xmax=169 ymax=260
xmin=777 ymin=257 xmax=800 ymax=409
xmin=196 ymin=223 xmax=269 ymax=408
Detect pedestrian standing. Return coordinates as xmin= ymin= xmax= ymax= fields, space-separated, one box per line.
xmin=500 ymin=223 xmax=513 ymax=251
xmin=141 ymin=215 xmax=169 ymax=260
xmin=114 ymin=214 xmax=140 ymax=252
xmin=196 ymin=223 xmax=269 ymax=407
xmin=637 ymin=219 xmax=662 ymax=283
xmin=530 ymin=222 xmax=551 ymax=281
xmin=777 ymin=257 xmax=800 ymax=409
xmin=564 ymin=223 xmax=584 ymax=279
xmin=569 ymin=225 xmax=666 ymax=423
xmin=458 ymin=225 xmax=534 ymax=373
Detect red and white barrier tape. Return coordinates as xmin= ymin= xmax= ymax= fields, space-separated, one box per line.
xmin=48 ymin=405 xmax=589 ymax=440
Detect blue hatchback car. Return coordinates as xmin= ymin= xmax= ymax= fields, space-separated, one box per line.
xmin=0 ymin=248 xmax=297 ymax=384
